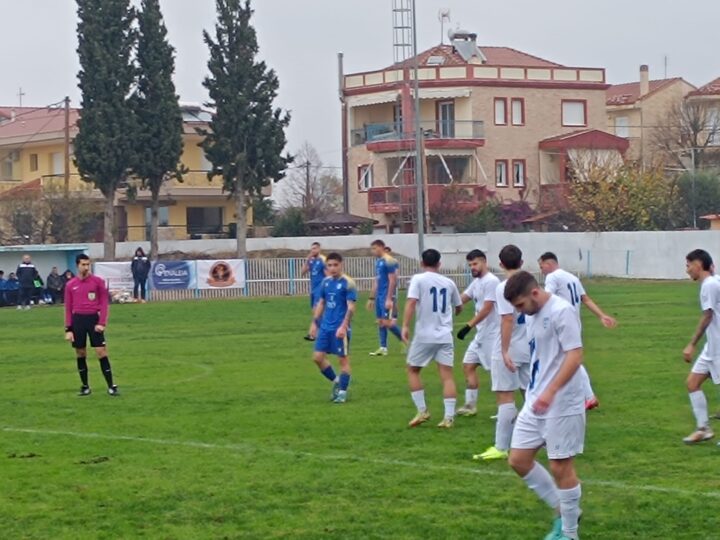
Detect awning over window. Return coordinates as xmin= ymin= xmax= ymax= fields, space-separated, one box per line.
xmin=346 ymin=91 xmax=400 ymax=108
xmin=417 ymin=88 xmax=471 ymax=100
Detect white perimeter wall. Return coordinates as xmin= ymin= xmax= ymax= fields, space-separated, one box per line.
xmin=84 ymin=230 xmax=720 ymax=280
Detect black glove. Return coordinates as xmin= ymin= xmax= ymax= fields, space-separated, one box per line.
xmin=457 ymin=325 xmax=472 ymax=340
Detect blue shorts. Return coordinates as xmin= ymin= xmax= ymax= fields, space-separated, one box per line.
xmin=310 ymin=291 xmax=321 ymax=308
xmin=375 ymin=296 xmax=398 ymax=320
xmin=314 ymin=327 xmax=351 ymax=357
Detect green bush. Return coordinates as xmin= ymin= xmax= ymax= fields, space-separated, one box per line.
xmin=676 ymin=172 xmax=720 ymax=229
xmin=455 ymin=202 xmax=502 ymax=233
xmin=271 ymin=207 xmax=307 ymax=237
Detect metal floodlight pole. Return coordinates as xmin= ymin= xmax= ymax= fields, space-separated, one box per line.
xmin=411 ymin=0 xmax=425 ymax=256
xmin=691 ymin=147 xmax=697 ymax=229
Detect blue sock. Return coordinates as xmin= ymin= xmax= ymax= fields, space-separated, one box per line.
xmin=321 ymin=366 xmax=337 ymax=382
xmin=388 ymin=325 xmax=402 ymax=340
xmin=339 ymin=372 xmax=351 ymax=391
xmin=379 ymin=327 xmax=388 ymax=348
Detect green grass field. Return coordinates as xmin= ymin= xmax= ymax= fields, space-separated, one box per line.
xmin=1 ymin=280 xmax=720 ymax=539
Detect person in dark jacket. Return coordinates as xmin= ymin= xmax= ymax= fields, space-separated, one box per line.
xmin=47 ymin=266 xmax=65 ymax=304
xmin=16 ymin=255 xmax=41 ymax=310
xmin=6 ymin=272 xmax=20 ymax=306
xmin=131 ymin=247 xmax=151 ymax=302
xmin=0 ymin=270 xmax=6 ymax=307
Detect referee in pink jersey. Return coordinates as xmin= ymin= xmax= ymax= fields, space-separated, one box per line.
xmin=64 ymin=254 xmax=118 ymax=396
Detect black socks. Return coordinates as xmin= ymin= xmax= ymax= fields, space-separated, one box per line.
xmin=77 ymin=357 xmax=89 ymax=387
xmin=99 ymin=356 xmax=114 ymax=388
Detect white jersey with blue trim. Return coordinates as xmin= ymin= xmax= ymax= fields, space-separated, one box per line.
xmin=544 ymin=268 xmax=586 ymax=326
xmin=524 ymin=295 xmax=584 ymax=418
xmin=407 ymin=271 xmax=462 ymax=344
xmin=493 ymin=279 xmax=531 ymax=363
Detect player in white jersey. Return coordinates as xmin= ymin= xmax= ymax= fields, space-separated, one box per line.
xmin=456 ymin=249 xmax=501 ymax=417
xmin=475 ymin=245 xmax=531 ymax=462
xmin=504 ymin=271 xmax=585 ymax=540
xmin=539 ymin=252 xmax=617 ymax=410
xmin=402 ymin=249 xmax=463 ymax=429
xmin=682 ymin=249 xmax=720 ymax=444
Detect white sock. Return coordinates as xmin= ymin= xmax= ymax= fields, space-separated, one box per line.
xmin=494 ymin=402 xmax=517 ymax=451
xmin=522 ymin=462 xmax=559 ymax=510
xmin=559 ymin=484 xmax=582 ymax=539
xmin=580 ymin=366 xmax=594 ymax=400
xmin=689 ymin=390 xmax=709 ymax=429
xmin=411 ymin=390 xmax=426 ymax=412
xmin=444 ymin=398 xmax=456 ymax=419
xmin=465 ymin=388 xmax=478 ymax=405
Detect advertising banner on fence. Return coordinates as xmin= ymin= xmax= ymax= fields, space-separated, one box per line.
xmin=94 ymin=262 xmax=133 ymax=291
xmin=151 ymin=260 xmax=197 ymax=290
xmin=196 ymin=259 xmax=245 ymax=289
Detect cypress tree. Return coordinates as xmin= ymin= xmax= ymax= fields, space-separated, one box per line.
xmin=132 ymin=0 xmax=184 ymax=259
xmin=74 ymin=0 xmax=136 ymax=260
xmin=201 ymin=0 xmax=291 ymax=257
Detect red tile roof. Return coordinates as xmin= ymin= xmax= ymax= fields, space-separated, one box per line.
xmin=0 ymin=178 xmax=42 ymax=200
xmin=0 ymin=106 xmax=80 ymax=140
xmin=688 ymin=77 xmax=720 ymax=97
xmin=390 ymin=44 xmax=562 ymax=69
xmin=606 ymin=78 xmax=682 ymax=106
xmin=481 ymin=46 xmax=560 ymax=68
xmin=539 ymin=129 xmax=630 ymax=152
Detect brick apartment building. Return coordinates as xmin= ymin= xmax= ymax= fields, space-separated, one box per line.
xmin=341 ymin=30 xmax=629 ymax=231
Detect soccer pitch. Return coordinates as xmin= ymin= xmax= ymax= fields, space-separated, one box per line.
xmin=1 ymin=280 xmax=719 ymax=539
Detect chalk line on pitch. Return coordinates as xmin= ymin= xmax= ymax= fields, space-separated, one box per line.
xmin=4 ymin=426 xmax=719 ymax=499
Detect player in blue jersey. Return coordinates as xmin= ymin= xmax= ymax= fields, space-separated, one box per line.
xmin=302 ymin=242 xmax=327 ymax=341
xmin=309 ymin=252 xmax=357 ymax=403
xmin=384 ymin=246 xmax=401 ymax=323
xmin=368 ymin=239 xmax=405 ymax=356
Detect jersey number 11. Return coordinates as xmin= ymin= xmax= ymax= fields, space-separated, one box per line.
xmin=430 ymin=287 xmax=448 ymax=314
xmin=567 ymin=283 xmax=580 ymax=306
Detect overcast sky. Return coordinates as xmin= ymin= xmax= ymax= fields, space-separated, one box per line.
xmin=2 ymin=0 xmax=720 ymax=175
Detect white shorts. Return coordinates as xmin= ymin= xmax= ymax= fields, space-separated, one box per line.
xmin=692 ymin=354 xmax=720 ymax=384
xmin=512 ymin=409 xmax=586 ymax=460
xmin=463 ymin=340 xmax=492 ymax=371
xmin=491 ymin=355 xmax=531 ymax=392
xmin=407 ymin=342 xmax=454 ymax=368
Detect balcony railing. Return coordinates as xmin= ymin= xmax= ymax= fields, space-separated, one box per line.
xmin=352 ymin=120 xmax=484 ymax=146
xmin=368 ymin=183 xmax=492 ymax=215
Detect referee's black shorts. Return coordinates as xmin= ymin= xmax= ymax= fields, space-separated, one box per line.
xmin=71 ymin=313 xmax=106 ymax=349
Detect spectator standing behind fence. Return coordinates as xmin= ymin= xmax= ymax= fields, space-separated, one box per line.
xmin=6 ymin=273 xmax=19 ymax=306
xmin=16 ymin=255 xmax=41 ymax=310
xmin=47 ymin=267 xmax=65 ymax=305
xmin=131 ymin=248 xmax=151 ymax=303
xmin=0 ymin=271 xmax=6 ymax=307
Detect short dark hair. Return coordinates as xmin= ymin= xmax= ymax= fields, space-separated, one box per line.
xmin=504 ymin=271 xmax=538 ymax=303
xmin=311 ymin=242 xmax=321 ymax=247
xmin=326 ymin=252 xmax=343 ymax=263
xmin=539 ymin=252 xmax=558 ymax=263
xmin=76 ymin=253 xmax=90 ymax=265
xmin=371 ymin=239 xmax=386 ymax=248
xmin=499 ymin=245 xmax=523 ymax=270
xmin=384 ymin=246 xmax=392 ymax=253
xmin=422 ymin=249 xmax=441 ymax=268
xmin=466 ymin=249 xmax=486 ymax=261
xmin=687 ymin=249 xmax=713 ymax=271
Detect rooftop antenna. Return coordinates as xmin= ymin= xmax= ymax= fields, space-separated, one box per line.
xmin=438 ymin=9 xmax=451 ymax=44
xmin=664 ymin=55 xmax=668 ymax=78
xmin=17 ymin=87 xmax=25 ymax=107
